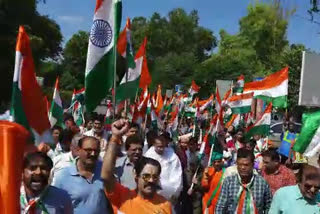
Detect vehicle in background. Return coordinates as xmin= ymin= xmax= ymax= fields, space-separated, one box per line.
xmin=269 ymin=122 xmax=302 ymax=147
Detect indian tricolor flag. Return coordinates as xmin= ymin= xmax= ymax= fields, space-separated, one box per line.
xmin=198 ymin=94 xmax=214 ymax=112
xmin=293 ymin=110 xmax=320 ymax=159
xmin=244 ymin=67 xmax=288 ymax=108
xmin=233 ymin=74 xmax=244 ymax=94
xmin=10 ymin=26 xmax=50 ymax=135
xmin=188 ymin=80 xmax=200 ymax=96
xmin=49 ymin=77 xmax=64 ymax=128
xmin=117 ymin=17 xmax=135 ymax=69
xmin=85 ymin=0 xmax=122 ymax=112
xmin=116 ymin=37 xmax=151 ymax=102
xmin=227 ymin=92 xmax=254 ymax=114
xmin=246 ymin=103 xmax=272 ymax=138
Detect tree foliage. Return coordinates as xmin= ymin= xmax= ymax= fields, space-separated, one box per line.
xmin=0 ymin=0 xmax=63 ymax=109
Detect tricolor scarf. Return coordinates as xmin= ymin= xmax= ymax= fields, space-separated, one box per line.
xmin=20 ymin=185 xmax=49 ymax=214
xmin=235 ymin=174 xmax=258 ymax=214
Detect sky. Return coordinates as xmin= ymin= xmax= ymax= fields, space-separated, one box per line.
xmin=37 ymin=0 xmax=320 ymax=52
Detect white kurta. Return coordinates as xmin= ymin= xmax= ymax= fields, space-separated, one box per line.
xmin=144 ymin=146 xmax=183 ymax=200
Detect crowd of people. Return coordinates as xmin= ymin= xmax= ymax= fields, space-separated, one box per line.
xmin=20 ymin=111 xmax=320 ymax=214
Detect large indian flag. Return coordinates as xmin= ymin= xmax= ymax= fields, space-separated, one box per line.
xmin=85 ymin=0 xmax=122 ymax=112
xmin=246 ymin=103 xmax=272 ymax=138
xmin=244 ymin=67 xmax=288 ymax=108
xmin=116 ymin=37 xmax=151 ymax=102
xmin=227 ymin=92 xmax=254 ymax=114
xmin=49 ymin=77 xmax=64 ymax=128
xmin=293 ymin=110 xmax=320 ymax=158
xmin=10 ymin=26 xmax=50 ymax=135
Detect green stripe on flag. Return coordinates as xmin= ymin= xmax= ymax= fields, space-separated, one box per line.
xmin=116 ymin=77 xmax=140 ymax=102
xmin=293 ymin=110 xmax=320 ymax=153
xmin=254 ymin=95 xmax=287 ymax=108
xmin=50 ymin=101 xmax=64 ymax=127
xmin=85 ymin=48 xmax=115 ymax=112
xmin=246 ymin=124 xmax=270 ymax=139
xmin=10 ymin=82 xmax=32 ymax=132
xmin=231 ymin=106 xmax=251 ymax=114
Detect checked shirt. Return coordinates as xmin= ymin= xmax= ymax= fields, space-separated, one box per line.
xmin=215 ymin=174 xmax=272 ymax=214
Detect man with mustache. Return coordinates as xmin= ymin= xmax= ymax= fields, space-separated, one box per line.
xmin=115 ymin=134 xmax=144 ymax=189
xmin=52 ymin=136 xmax=112 ymax=213
xmin=102 ymin=119 xmax=172 ymax=214
xmin=215 ymin=148 xmax=272 ymax=214
xmin=21 ymin=152 xmax=73 ymax=213
xmin=269 ymin=164 xmax=320 ymax=214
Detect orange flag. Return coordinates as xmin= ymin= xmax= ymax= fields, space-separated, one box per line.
xmin=0 ymin=121 xmax=29 ymax=214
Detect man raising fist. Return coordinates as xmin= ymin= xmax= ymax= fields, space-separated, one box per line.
xmin=101 ymin=119 xmax=172 ymax=214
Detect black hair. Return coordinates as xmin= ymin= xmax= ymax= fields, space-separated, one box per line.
xmin=51 ymin=125 xmax=63 ymax=133
xmin=189 ymin=137 xmax=198 ymax=144
xmin=63 ymin=114 xmax=74 ymax=123
xmin=59 ymin=129 xmax=75 ymax=144
xmin=134 ymin=157 xmax=161 ymax=176
xmin=146 ymin=130 xmax=157 ymax=148
xmin=125 ymin=134 xmax=143 ymax=150
xmin=93 ymin=114 xmax=105 ymax=123
xmin=261 ymin=149 xmax=280 ymax=162
xmin=129 ymin=122 xmax=140 ymax=130
xmin=237 ymin=148 xmax=255 ymax=163
xmin=154 ymin=135 xmax=167 ymax=145
xmin=23 ymin=152 xmax=53 ymax=170
xmin=78 ymin=136 xmax=100 ymax=148
xmin=296 ymin=164 xmax=320 ymax=183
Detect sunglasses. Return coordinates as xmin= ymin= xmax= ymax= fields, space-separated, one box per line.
xmin=140 ymin=173 xmax=160 ymax=182
xmin=82 ymin=148 xmax=100 ymax=154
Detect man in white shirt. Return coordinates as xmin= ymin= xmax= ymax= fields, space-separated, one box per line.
xmin=145 ymin=135 xmax=183 ymax=203
xmin=51 ymin=134 xmax=82 ymax=177
xmin=84 ymin=115 xmax=109 ymax=158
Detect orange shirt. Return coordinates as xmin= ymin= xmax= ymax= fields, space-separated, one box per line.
xmin=105 ymin=182 xmax=172 ymax=214
xmin=201 ymin=167 xmax=224 ymax=214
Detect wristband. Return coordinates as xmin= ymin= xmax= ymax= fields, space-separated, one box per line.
xmin=110 ymin=136 xmax=122 ymax=145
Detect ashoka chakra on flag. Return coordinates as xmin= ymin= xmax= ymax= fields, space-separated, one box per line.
xmin=90 ymin=19 xmax=113 ymax=48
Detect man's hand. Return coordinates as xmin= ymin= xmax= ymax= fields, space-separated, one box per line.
xmin=111 ymin=119 xmax=129 ymax=138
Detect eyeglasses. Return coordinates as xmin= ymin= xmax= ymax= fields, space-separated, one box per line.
xmin=140 ymin=173 xmax=160 ymax=182
xmin=304 ymin=183 xmax=320 ymax=191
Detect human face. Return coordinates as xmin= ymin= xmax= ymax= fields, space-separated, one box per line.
xmin=52 ymin=129 xmax=61 ymax=144
xmin=154 ymin=139 xmax=166 ymax=155
xmin=136 ymin=164 xmax=160 ymax=198
xmin=127 ymin=127 xmax=138 ymax=137
xmin=78 ymin=138 xmax=100 ymax=168
xmin=65 ymin=119 xmax=74 ymax=129
xmin=227 ymin=125 xmax=234 ymax=133
xmin=245 ymin=143 xmax=254 ymax=151
xmin=288 ymin=123 xmax=295 ymax=132
xmin=93 ymin=120 xmax=103 ymax=133
xmin=299 ymin=167 xmax=320 ymax=200
xmin=212 ymin=159 xmax=223 ymax=171
xmin=188 ymin=142 xmax=197 ymax=153
xmin=127 ymin=143 xmax=143 ymax=164
xmin=236 ymin=131 xmax=244 ymax=142
xmin=179 ymin=140 xmax=188 ymax=150
xmin=22 ymin=157 xmax=51 ymax=196
xmin=262 ymin=156 xmax=279 ymax=173
xmin=86 ymin=120 xmax=93 ymax=130
xmin=237 ymin=157 xmax=254 ymax=179
xmin=253 ymin=134 xmax=261 ymax=141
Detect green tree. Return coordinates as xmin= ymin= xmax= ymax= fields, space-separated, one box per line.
xmin=130 ymin=8 xmax=217 ymax=91
xmin=0 ymin=0 xmax=62 ymax=110
xmin=61 ymin=31 xmax=89 ymax=90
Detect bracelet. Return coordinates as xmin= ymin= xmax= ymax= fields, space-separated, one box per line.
xmin=110 ymin=136 xmax=122 ymax=145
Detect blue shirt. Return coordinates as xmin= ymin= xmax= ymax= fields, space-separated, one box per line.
xmin=52 ymin=161 xmax=111 ymax=214
xmin=20 ymin=186 xmax=73 ymax=214
xmin=269 ymin=185 xmax=320 ymax=214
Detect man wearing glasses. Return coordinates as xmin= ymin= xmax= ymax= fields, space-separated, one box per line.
xmin=269 ymin=164 xmax=320 ymax=214
xmin=52 ymin=136 xmax=113 ymax=213
xmin=102 ymin=119 xmax=172 ymax=214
